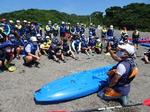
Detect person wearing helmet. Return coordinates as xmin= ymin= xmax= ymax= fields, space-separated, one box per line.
xmin=1 ymin=18 xmax=11 ymax=36
xmin=88 ymin=35 xmax=96 ymax=52
xmin=23 ymin=36 xmax=41 ymax=67
xmin=101 ymin=26 xmax=107 ymax=43
xmin=71 ymin=34 xmax=81 ymax=54
xmin=45 ymin=21 xmax=53 ymax=39
xmin=48 ymin=37 xmax=65 ymax=63
xmin=15 ymin=20 xmax=22 ymax=36
xmin=132 ymin=29 xmax=140 ymax=50
xmin=98 ymin=43 xmax=137 ymax=106
xmin=105 ymin=25 xmax=114 ymax=53
xmin=81 ymin=34 xmax=91 ymax=56
xmin=40 ymin=36 xmax=51 ymax=55
xmin=95 ymin=39 xmax=102 ymax=54
xmin=1 ymin=18 xmax=7 ymax=24
xmin=80 ymin=24 xmax=85 ymax=36
xmin=89 ymin=23 xmax=96 ymax=37
xmin=53 ymin=23 xmax=59 ymax=37
xmin=9 ymin=20 xmax=15 ymax=33
xmin=121 ymin=27 xmax=128 ymax=40
xmin=62 ymin=38 xmax=78 ymax=60
xmin=60 ymin=21 xmax=66 ymax=40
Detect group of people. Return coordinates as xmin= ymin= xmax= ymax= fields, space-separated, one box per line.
xmin=0 ymin=18 xmax=103 ymax=71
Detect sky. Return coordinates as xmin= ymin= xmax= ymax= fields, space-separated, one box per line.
xmin=0 ymin=0 xmax=149 ymax=15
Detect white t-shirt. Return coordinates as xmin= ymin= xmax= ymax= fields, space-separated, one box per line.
xmin=25 ymin=44 xmax=31 ymax=53
xmin=116 ymin=63 xmax=126 ymax=76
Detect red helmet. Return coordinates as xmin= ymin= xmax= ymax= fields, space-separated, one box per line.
xmin=1 ymin=18 xmax=6 ymax=22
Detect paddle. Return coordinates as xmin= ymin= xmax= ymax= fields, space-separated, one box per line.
xmin=47 ymin=98 xmax=150 ymax=112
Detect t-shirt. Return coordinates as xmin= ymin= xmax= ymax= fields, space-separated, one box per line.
xmin=116 ymin=63 xmax=126 ymax=76
xmin=25 ymin=44 xmax=31 ymax=53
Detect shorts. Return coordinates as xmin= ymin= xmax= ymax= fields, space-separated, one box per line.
xmin=5 ymin=53 xmax=13 ymax=61
xmin=132 ymin=38 xmax=139 ymax=44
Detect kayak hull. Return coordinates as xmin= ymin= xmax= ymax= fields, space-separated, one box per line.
xmin=140 ymin=43 xmax=150 ymax=47
xmin=34 ymin=65 xmax=113 ymax=103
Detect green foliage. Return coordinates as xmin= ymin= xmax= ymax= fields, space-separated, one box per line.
xmin=0 ymin=3 xmax=150 ymax=31
xmin=104 ymin=3 xmax=150 ymax=31
xmin=0 ymin=9 xmax=103 ymax=26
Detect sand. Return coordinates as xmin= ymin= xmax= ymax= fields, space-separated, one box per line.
xmin=0 ymin=30 xmax=150 ymax=112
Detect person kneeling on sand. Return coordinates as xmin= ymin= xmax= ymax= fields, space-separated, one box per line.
xmin=48 ymin=37 xmax=66 ymax=63
xmin=95 ymin=39 xmax=102 ymax=54
xmin=143 ymin=49 xmax=150 ymax=64
xmin=98 ymin=43 xmax=138 ymax=106
xmin=62 ymin=38 xmax=78 ymax=60
xmin=23 ymin=36 xmax=41 ymax=67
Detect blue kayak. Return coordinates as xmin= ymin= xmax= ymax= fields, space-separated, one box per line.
xmin=34 ymin=65 xmax=113 ymax=103
xmin=140 ymin=43 xmax=150 ymax=47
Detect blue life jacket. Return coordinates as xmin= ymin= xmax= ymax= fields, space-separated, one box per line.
xmin=76 ymin=27 xmax=80 ymax=33
xmin=60 ymin=25 xmax=66 ymax=33
xmin=89 ymin=37 xmax=96 ymax=46
xmin=81 ymin=36 xmax=88 ymax=48
xmin=0 ymin=40 xmax=14 ymax=49
xmin=75 ymin=38 xmax=81 ymax=46
xmin=24 ymin=42 xmax=38 ymax=55
xmin=9 ymin=34 xmax=25 ymax=47
xmin=80 ymin=27 xmax=85 ymax=35
xmin=107 ymin=29 xmax=114 ymax=37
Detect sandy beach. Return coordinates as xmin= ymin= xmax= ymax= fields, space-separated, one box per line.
xmin=0 ymin=30 xmax=150 ymax=112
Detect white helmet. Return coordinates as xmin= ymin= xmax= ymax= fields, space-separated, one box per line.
xmin=16 ymin=20 xmax=20 ymax=23
xmin=97 ymin=39 xmax=101 ymax=42
xmin=9 ymin=20 xmax=14 ymax=23
xmin=62 ymin=21 xmax=65 ymax=24
xmin=23 ymin=20 xmax=27 ymax=23
xmin=46 ymin=36 xmax=50 ymax=39
xmin=30 ymin=36 xmax=38 ymax=42
xmin=36 ymin=33 xmax=41 ymax=37
xmin=110 ymin=25 xmax=113 ymax=28
xmin=48 ymin=20 xmax=52 ymax=24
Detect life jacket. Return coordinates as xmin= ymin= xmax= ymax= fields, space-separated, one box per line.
xmin=108 ymin=58 xmax=138 ymax=87
xmin=0 ymin=23 xmax=10 ymax=35
xmin=107 ymin=29 xmax=114 ymax=37
xmin=81 ymin=36 xmax=88 ymax=48
xmin=89 ymin=37 xmax=96 ymax=46
xmin=24 ymin=42 xmax=38 ymax=55
xmin=80 ymin=27 xmax=85 ymax=35
xmin=0 ymin=41 xmax=14 ymax=49
xmin=95 ymin=42 xmax=102 ymax=49
xmin=74 ymin=38 xmax=81 ymax=46
xmin=132 ymin=31 xmax=140 ymax=39
xmin=63 ymin=40 xmax=69 ymax=51
xmin=76 ymin=26 xmax=80 ymax=33
xmin=9 ymin=34 xmax=25 ymax=47
xmin=60 ymin=25 xmax=66 ymax=33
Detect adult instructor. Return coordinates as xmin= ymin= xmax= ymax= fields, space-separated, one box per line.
xmin=98 ymin=43 xmax=138 ymax=106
